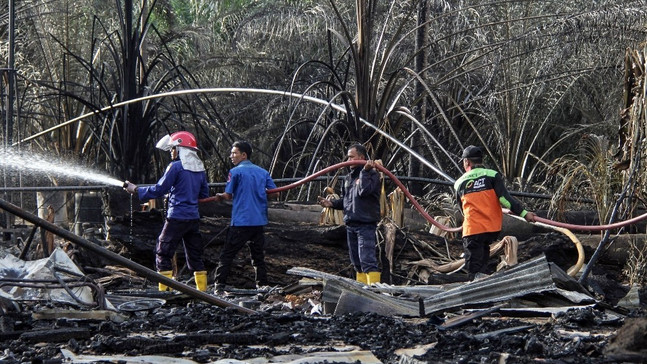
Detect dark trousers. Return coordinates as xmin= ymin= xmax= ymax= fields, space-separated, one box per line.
xmin=215 ymin=226 xmax=268 ymax=287
xmin=462 ymin=231 xmax=500 ymax=280
xmin=156 ymin=218 xmax=205 ymax=272
xmin=346 ymin=223 xmax=379 ymax=273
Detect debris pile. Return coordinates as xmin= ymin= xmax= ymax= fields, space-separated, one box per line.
xmin=1 ymin=286 xmax=645 ymax=363
xmin=0 ymin=205 xmax=645 ymax=363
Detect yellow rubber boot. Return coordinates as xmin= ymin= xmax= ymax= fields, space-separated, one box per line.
xmin=367 ymin=271 xmax=381 ymax=285
xmin=194 ymin=271 xmax=208 ymax=292
xmin=356 ymin=272 xmax=368 ymax=284
xmin=158 ymin=270 xmax=173 ymax=291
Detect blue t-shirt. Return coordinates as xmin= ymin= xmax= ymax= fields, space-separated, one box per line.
xmin=225 ymin=160 xmax=277 ymax=226
xmin=138 ymin=160 xmax=209 ymax=220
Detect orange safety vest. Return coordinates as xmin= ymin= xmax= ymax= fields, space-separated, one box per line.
xmin=454 ymin=167 xmax=527 ymax=237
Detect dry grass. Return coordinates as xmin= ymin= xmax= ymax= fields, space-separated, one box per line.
xmin=623 ymin=237 xmax=647 ymax=286
xmin=543 ymin=134 xmax=622 ymax=223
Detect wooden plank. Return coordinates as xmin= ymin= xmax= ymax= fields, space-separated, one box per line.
xmin=32 ymin=309 xmax=129 ymax=322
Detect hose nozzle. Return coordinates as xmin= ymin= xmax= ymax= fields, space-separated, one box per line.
xmin=123 ymin=181 xmax=129 ymax=188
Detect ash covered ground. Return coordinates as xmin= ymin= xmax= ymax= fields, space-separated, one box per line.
xmin=1 ymin=206 xmax=646 ymax=363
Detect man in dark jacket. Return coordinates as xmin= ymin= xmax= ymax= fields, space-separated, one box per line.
xmin=454 ymin=145 xmax=536 ymax=281
xmin=318 ymin=144 xmax=382 ymax=284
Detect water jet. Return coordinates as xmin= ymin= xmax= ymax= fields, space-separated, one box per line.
xmin=1 ymin=149 xmax=123 ymax=187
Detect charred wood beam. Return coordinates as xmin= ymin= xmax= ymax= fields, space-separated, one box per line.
xmin=20 ymin=327 xmax=91 ymax=343
xmin=17 ymin=224 xmax=38 ymax=260
xmin=0 ymin=197 xmax=255 ymax=314
xmin=471 ymin=325 xmax=535 ymax=340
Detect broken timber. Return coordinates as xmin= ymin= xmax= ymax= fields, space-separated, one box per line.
xmin=0 ymin=198 xmax=255 ymax=314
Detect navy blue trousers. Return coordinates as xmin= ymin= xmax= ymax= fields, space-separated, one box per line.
xmin=155 ymin=218 xmax=205 ymax=272
xmin=346 ymin=223 xmax=379 ymax=273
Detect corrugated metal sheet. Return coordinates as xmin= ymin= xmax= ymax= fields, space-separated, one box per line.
xmin=288 ymin=255 xmax=595 ymax=317
xmin=423 ymin=255 xmax=580 ymax=315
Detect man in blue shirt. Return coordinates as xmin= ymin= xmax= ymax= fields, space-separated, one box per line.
xmin=124 ymin=131 xmax=210 ymax=292
xmin=212 ymin=141 xmax=277 ymax=292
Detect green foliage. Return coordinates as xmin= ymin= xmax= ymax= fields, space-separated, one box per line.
xmin=272 ymin=0 xmax=431 ymax=184
xmin=423 ymin=0 xmax=643 ymax=185
xmin=268 ymin=0 xmax=647 ymax=201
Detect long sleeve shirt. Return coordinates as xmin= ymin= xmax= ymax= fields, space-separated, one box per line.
xmin=331 ymin=166 xmax=381 ymax=225
xmin=454 ymin=167 xmax=529 ymax=237
xmin=138 ymin=160 xmax=209 ymax=220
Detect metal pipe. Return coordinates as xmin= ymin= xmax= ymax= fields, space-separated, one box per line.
xmin=12 ymin=87 xmax=454 ymax=181
xmin=0 ymin=197 xmax=255 ymax=314
xmin=7 ymin=0 xmax=15 ymax=146
xmin=0 ymin=179 xmax=593 ymax=204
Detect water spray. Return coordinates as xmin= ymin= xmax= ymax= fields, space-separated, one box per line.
xmin=1 ymin=149 xmax=124 ymax=187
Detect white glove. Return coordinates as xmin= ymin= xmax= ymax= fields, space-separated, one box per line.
xmin=124 ymin=181 xmax=138 ymax=195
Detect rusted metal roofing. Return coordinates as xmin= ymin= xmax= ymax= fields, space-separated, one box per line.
xmin=422 ymin=255 xmax=594 ymax=315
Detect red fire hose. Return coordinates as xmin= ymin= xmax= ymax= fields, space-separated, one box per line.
xmin=200 ymin=160 xmax=647 ymax=233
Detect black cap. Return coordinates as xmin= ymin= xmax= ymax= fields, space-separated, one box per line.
xmin=461 ymin=145 xmax=483 ymax=159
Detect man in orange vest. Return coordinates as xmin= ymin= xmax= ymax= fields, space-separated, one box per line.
xmin=454 ymin=145 xmax=536 ymax=281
